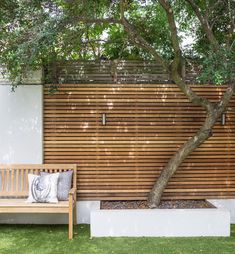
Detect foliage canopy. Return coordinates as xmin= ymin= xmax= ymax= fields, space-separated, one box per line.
xmin=0 ymin=0 xmax=234 ymax=86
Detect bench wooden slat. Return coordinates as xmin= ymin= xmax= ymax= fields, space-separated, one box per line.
xmin=21 ymin=169 xmax=24 ymax=193
xmin=11 ymin=169 xmax=14 ymax=193
xmin=0 ymin=199 xmax=69 ymax=207
xmin=15 ymin=169 xmax=19 ymax=193
xmin=25 ymin=168 xmax=28 ymax=192
xmin=1 ymin=170 xmax=4 ymax=191
xmin=6 ymin=170 xmax=9 ymax=192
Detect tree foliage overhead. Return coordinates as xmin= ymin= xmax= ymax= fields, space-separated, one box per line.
xmin=0 ymin=0 xmax=234 ymax=85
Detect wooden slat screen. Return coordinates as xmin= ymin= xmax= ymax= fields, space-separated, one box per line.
xmin=46 ymin=60 xmax=198 ymax=84
xmin=44 ymin=84 xmax=235 ymax=201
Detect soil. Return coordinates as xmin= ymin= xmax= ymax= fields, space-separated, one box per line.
xmin=101 ymin=200 xmax=215 ymax=210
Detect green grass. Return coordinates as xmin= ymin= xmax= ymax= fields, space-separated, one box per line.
xmin=0 ymin=224 xmax=235 ymax=254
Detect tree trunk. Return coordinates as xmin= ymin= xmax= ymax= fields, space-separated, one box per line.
xmin=148 ymin=81 xmax=235 ymax=208
xmin=148 ymin=112 xmax=217 ymax=208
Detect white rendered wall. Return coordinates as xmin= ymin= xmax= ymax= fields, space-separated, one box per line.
xmin=0 ymin=85 xmax=43 ymax=164
xmin=91 ymin=208 xmax=230 ymax=237
xmin=208 ymin=199 xmax=235 ymax=224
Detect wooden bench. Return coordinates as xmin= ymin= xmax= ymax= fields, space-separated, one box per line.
xmin=0 ymin=164 xmax=77 ymax=239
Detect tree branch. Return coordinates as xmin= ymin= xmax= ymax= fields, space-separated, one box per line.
xmin=185 ymin=0 xmax=220 ymax=51
xmin=67 ymin=8 xmax=169 ymax=70
xmin=227 ymin=0 xmax=235 ymax=48
xmin=159 ymin=0 xmax=214 ymax=111
xmin=119 ymin=0 xmax=168 ymax=71
xmin=216 ymin=82 xmax=235 ymax=113
xmin=158 ymin=0 xmax=181 ymax=55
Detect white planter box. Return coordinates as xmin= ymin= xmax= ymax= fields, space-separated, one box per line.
xmin=90 ymin=208 xmax=230 ymax=237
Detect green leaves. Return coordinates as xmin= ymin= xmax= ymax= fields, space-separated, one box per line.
xmin=0 ymin=0 xmax=234 ymax=86
xmin=198 ymin=48 xmax=235 ymax=85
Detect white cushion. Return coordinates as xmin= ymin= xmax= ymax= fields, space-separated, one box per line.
xmin=27 ymin=173 xmax=59 ymax=203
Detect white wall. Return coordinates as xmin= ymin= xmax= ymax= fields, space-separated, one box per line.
xmin=208 ymin=199 xmax=235 ymax=224
xmin=91 ymin=208 xmax=230 ymax=237
xmin=0 ymin=85 xmax=43 ymax=164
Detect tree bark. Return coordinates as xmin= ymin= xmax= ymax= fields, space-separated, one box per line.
xmin=148 ymin=82 xmax=234 ymax=208
xmin=148 ymin=111 xmax=215 ymax=207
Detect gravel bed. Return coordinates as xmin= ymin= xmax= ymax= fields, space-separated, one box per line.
xmin=101 ymin=200 xmax=215 ymax=209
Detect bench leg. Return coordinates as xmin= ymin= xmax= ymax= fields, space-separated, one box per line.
xmin=73 ymin=204 xmax=77 ymax=225
xmin=69 ymin=206 xmax=73 ymax=239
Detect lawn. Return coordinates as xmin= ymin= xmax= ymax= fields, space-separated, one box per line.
xmin=0 ymin=224 xmax=235 ymax=254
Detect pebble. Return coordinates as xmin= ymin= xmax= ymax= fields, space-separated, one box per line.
xmin=101 ymin=200 xmax=214 ymax=209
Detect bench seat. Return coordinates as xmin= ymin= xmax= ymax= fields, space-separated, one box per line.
xmin=0 ymin=199 xmax=69 ymax=213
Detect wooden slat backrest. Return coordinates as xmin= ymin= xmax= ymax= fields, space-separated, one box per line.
xmin=0 ymin=164 xmax=77 ymax=198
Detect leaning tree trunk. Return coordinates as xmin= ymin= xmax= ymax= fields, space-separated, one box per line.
xmin=148 ymin=84 xmax=235 ymax=208
xmin=148 ymin=113 xmax=217 ymax=208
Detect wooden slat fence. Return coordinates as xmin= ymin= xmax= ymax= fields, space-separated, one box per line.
xmin=45 ymin=60 xmax=198 ymax=84
xmin=44 ymin=83 xmax=235 ymax=200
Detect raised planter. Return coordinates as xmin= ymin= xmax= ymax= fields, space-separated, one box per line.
xmin=90 ymin=207 xmax=230 ymax=237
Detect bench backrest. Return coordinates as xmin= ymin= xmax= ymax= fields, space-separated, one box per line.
xmin=0 ymin=164 xmax=77 ymax=198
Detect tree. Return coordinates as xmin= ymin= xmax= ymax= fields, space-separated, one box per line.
xmin=0 ymin=0 xmax=234 ymax=207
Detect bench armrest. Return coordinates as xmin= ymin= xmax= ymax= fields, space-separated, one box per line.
xmin=69 ymin=187 xmax=76 ymax=196
xmin=69 ymin=187 xmax=77 ymax=206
